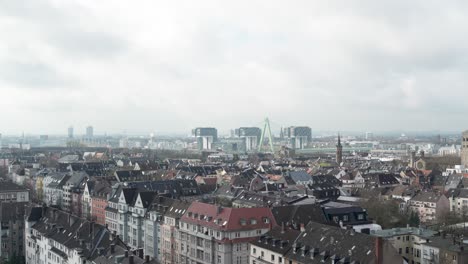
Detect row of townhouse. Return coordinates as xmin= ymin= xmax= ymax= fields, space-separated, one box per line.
xmin=249 ymin=222 xmax=403 ymax=264
xmin=24 ymin=206 xmax=159 ymax=264
xmin=42 ymin=172 xmax=88 ymax=214
xmin=105 ymin=187 xmax=277 ymax=264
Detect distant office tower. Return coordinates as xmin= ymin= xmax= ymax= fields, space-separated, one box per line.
xmin=234 ymin=127 xmax=262 ymax=151
xmin=0 ymin=133 xmax=2 ymax=148
xmin=192 ymin=127 xmax=217 ymax=150
xmin=86 ymin=126 xmax=94 ymax=138
xmin=283 ymin=126 xmax=312 ymax=149
xmin=461 ymin=130 xmax=468 ymax=167
xmin=365 ymin=132 xmax=373 ymax=140
xmin=68 ymin=126 xmax=74 ymax=139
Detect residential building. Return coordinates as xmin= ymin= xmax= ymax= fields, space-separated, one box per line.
xmin=91 ymin=185 xmax=112 ymax=225
xmin=144 ymin=196 xmax=175 ymax=261
xmin=282 ymin=222 xmax=402 ymax=264
xmin=0 ymin=182 xmax=29 ymax=202
xmin=179 ymin=202 xmax=277 ymax=264
xmin=249 ymin=226 xmax=301 ymax=264
xmin=43 ymin=173 xmax=69 ymax=207
xmin=25 ymin=207 xmax=117 ymax=264
xmin=447 ymin=188 xmax=468 ymax=216
xmin=0 ymin=202 xmax=27 ymax=261
xmin=62 ymin=172 xmax=87 ymax=213
xmin=160 ymin=200 xmax=190 ymax=264
xmin=371 ymin=226 xmax=437 ymax=264
xmin=408 ymin=192 xmax=450 ymax=223
xmin=419 ymin=235 xmax=468 ymax=264
xmin=322 ymin=201 xmax=380 ymax=233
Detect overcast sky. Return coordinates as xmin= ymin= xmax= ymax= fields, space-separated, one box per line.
xmin=1 ymin=1 xmax=468 ymax=136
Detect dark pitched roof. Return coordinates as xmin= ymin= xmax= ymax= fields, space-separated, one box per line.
xmin=251 ymin=227 xmax=301 ymax=255
xmin=271 ymin=204 xmax=328 ymax=230
xmin=0 ymin=181 xmax=28 ymax=192
xmin=288 ymin=171 xmax=312 ymax=183
xmin=285 ymin=222 xmax=393 ymax=264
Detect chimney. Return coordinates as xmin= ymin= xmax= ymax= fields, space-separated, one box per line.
xmin=110 ymin=244 xmax=115 ymax=253
xmin=300 ymin=223 xmax=305 ymax=232
xmin=375 ymin=237 xmax=383 ymax=264
xmin=145 ymin=255 xmax=150 ymax=263
xmin=281 ymin=222 xmax=285 ymax=234
xmin=217 ymin=206 xmax=223 ymax=215
xmin=129 ymin=255 xmax=134 ymax=264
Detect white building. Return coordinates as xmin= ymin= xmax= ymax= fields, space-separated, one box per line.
xmin=25 ymin=207 xmax=116 ymax=264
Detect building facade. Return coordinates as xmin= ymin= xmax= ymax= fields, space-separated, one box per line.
xmin=179 ymin=202 xmax=276 ymax=264
xmin=462 ymin=130 xmax=468 ymax=168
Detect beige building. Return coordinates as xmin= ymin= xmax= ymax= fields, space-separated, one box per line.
xmin=408 ymin=192 xmax=450 ymax=223
xmin=372 ymin=227 xmax=437 ymax=264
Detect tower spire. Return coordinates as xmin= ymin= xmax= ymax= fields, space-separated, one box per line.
xmin=336 ymin=132 xmax=343 ymax=165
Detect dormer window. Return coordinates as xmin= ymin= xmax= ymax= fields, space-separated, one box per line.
xmin=251 ymin=219 xmax=257 ymax=225
xmin=263 ymin=218 xmax=270 ymax=224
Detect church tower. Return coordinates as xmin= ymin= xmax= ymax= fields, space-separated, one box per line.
xmin=336 ymin=133 xmax=343 ymax=165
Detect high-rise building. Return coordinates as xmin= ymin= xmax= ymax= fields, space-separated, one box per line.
xmin=365 ymin=131 xmax=373 ymax=140
xmin=283 ymin=126 xmax=312 ymax=149
xmin=68 ymin=126 xmax=74 ymax=139
xmin=461 ymin=130 xmax=468 ymax=167
xmin=86 ymin=126 xmax=94 ymax=138
xmin=192 ymin=127 xmax=217 ymax=150
xmin=234 ymin=127 xmax=262 ymax=152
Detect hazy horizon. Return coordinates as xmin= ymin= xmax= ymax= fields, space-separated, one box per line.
xmin=2 ymin=1 xmax=468 ymax=134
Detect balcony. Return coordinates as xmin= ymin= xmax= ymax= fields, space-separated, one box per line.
xmin=423 ymin=253 xmax=436 ymax=260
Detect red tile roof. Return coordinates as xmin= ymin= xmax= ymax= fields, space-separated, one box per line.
xmin=202 ymin=177 xmax=218 ymax=185
xmin=181 ymin=201 xmax=277 ymax=231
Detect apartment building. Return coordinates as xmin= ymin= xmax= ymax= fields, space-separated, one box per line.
xmin=408 ymin=192 xmax=449 ymax=223
xmin=372 ymin=226 xmax=437 ymax=264
xmin=0 ymin=202 xmax=28 ymax=261
xmin=0 ymin=181 xmax=29 ymax=202
xmin=447 ymin=188 xmax=468 ymax=215
xmin=25 ymin=207 xmax=116 ymax=264
xmin=179 ymin=202 xmax=276 ymax=264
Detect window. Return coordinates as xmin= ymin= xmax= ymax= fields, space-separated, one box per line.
xmin=357 ymin=214 xmax=364 ymax=220
xmin=253 ymin=248 xmax=256 ymax=254
xmin=343 ymin=215 xmax=349 ymax=221
xmin=279 ymin=257 xmax=282 ymax=263
xmin=399 ymin=248 xmax=402 ymax=254
xmin=261 ymin=251 xmax=264 ymax=257
xmin=271 ymin=255 xmax=275 ymax=261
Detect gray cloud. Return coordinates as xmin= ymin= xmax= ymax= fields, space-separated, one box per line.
xmin=1 ymin=0 xmax=468 ymax=135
